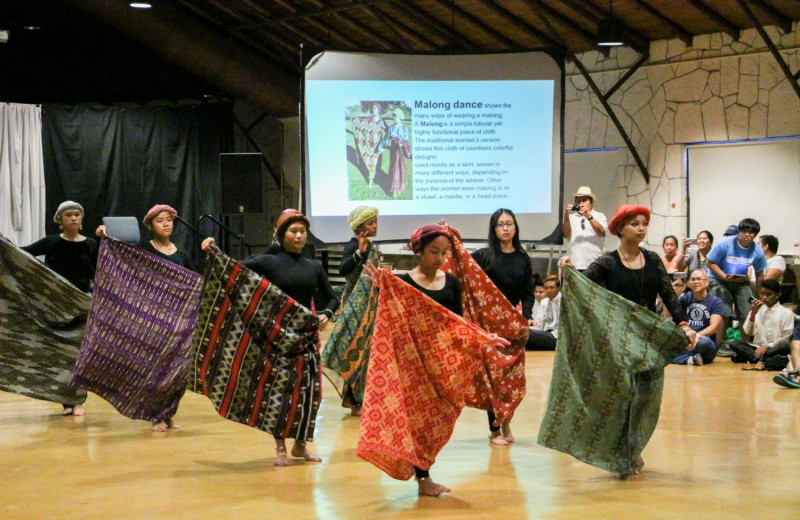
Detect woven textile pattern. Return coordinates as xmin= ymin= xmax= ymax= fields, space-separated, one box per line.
xmin=190 ymin=247 xmax=321 ymax=441
xmin=352 ymin=117 xmax=385 ymax=180
xmin=357 ymin=270 xmax=498 ymax=480
xmin=441 ymin=226 xmax=528 ymax=424
xmin=0 ymin=236 xmax=89 ymax=405
xmin=322 ymin=244 xmax=379 ymax=408
xmin=537 ymin=266 xmax=689 ymax=474
xmin=71 ymin=238 xmax=203 ymax=422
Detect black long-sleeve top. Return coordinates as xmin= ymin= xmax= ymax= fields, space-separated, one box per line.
xmin=242 ymin=250 xmax=337 ymax=317
xmin=339 ymin=237 xmax=369 ymax=277
xmin=471 ymin=248 xmax=536 ymax=319
xmin=138 ymin=240 xmax=195 ymax=271
xmin=21 ymin=235 xmax=98 ymax=292
xmin=399 ymin=272 xmax=463 ymax=316
xmin=582 ymin=248 xmax=688 ymax=325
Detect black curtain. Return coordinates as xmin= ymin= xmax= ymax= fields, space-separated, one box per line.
xmin=41 ymin=102 xmax=232 ymax=268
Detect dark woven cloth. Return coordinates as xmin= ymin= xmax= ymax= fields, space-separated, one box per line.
xmin=0 ymin=236 xmax=88 ymax=405
xmin=190 ymin=247 xmax=321 ymax=441
xmin=71 ymin=238 xmax=203 ymax=422
xmin=537 ymin=266 xmax=688 ymax=474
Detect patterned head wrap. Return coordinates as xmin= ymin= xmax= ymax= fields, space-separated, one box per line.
xmin=143 ymin=204 xmax=177 ymax=227
xmin=275 ymin=209 xmax=310 ymax=244
xmin=608 ymin=204 xmax=650 ymax=236
xmin=53 ymin=201 xmax=84 ymax=223
xmin=409 ymin=224 xmax=451 ymax=253
xmin=348 ymin=206 xmax=379 ymax=231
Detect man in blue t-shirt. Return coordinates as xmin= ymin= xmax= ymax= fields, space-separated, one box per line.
xmin=706 ymin=217 xmax=766 ymax=326
xmin=773 ymin=322 xmax=800 ymax=389
xmin=672 ymin=269 xmax=724 ymax=366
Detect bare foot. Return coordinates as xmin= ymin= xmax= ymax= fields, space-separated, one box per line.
xmin=501 ymin=422 xmax=515 ymax=443
xmin=151 ymin=421 xmax=168 ymax=432
xmin=61 ymin=407 xmax=74 ymax=416
xmin=489 ymin=431 xmax=510 ymax=447
xmin=622 ymin=456 xmax=646 ymax=476
xmin=418 ymin=478 xmax=451 ymax=496
xmin=291 ymin=441 xmax=321 ymax=462
xmin=165 ymin=418 xmax=181 ymax=430
xmin=350 ymin=406 xmax=362 ymax=417
xmin=274 ymin=447 xmax=291 ymax=466
xmin=73 ymin=405 xmax=85 ymax=416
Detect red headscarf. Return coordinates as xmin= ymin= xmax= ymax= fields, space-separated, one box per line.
xmin=409 ymin=224 xmax=451 ymax=253
xmin=608 ymin=204 xmax=650 ymax=236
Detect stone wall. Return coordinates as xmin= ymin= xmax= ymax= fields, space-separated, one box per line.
xmin=565 ymin=23 xmax=800 ymax=246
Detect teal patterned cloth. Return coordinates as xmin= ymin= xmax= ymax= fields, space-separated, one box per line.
xmin=538 ymin=266 xmax=688 ymax=474
xmin=321 ymin=244 xmax=379 ymax=407
xmin=0 ymin=236 xmax=89 ymax=405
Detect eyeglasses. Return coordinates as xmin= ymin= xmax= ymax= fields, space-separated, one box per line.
xmin=739 ymin=227 xmax=757 ymax=235
xmin=495 ymin=222 xmax=515 ymax=229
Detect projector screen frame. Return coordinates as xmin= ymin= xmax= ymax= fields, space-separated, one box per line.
xmin=300 ymin=46 xmax=567 ymax=246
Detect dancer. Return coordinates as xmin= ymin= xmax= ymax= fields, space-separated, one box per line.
xmin=471 ymin=208 xmax=534 ymax=446
xmin=202 ymin=210 xmax=336 ymax=466
xmin=549 ymin=205 xmax=696 ymax=476
xmin=322 ymin=206 xmax=379 ymax=417
xmin=360 ymin=224 xmax=511 ymax=496
xmin=21 ymin=200 xmax=97 ymax=416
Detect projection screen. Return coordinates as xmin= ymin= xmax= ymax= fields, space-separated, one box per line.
xmin=304 ymin=51 xmax=564 ymax=243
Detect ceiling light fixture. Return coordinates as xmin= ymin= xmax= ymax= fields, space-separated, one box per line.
xmin=130 ymin=2 xmax=153 ymax=8
xmin=597 ymin=0 xmax=624 ymax=47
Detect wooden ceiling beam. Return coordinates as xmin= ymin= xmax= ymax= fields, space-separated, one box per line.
xmin=428 ymin=0 xmax=521 ymax=50
xmin=370 ymin=4 xmax=440 ymax=50
xmin=518 ymin=0 xmax=600 ymax=50
xmin=681 ymin=0 xmax=740 ymax=40
xmin=750 ymin=0 xmax=792 ymax=33
xmin=624 ymin=0 xmax=694 ymax=45
xmin=558 ymin=0 xmax=650 ymax=52
xmin=469 ymin=0 xmax=559 ymax=48
xmin=388 ymin=1 xmax=480 ymax=51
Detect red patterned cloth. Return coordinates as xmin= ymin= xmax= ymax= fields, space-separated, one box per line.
xmin=357 ymin=270 xmax=507 ymax=480
xmin=441 ymin=226 xmax=528 ymax=424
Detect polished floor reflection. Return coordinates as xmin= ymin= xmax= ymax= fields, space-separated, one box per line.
xmin=2 ymin=351 xmax=798 ymax=520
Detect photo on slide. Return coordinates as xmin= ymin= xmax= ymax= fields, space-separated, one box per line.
xmin=346 ymin=101 xmax=413 ymax=201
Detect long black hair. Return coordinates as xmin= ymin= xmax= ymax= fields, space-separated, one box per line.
xmin=484 ymin=208 xmax=524 ymax=271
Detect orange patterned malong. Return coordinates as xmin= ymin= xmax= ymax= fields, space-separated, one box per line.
xmin=442 ymin=226 xmax=528 ymax=423
xmin=356 ymin=269 xmax=523 ymax=480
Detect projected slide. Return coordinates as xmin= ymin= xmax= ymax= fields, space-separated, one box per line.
xmin=304 ymin=52 xmax=563 ymax=242
xmin=307 ymin=80 xmax=553 ymax=213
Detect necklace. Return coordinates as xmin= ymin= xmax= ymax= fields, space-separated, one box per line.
xmin=619 ymin=248 xmax=647 ymax=307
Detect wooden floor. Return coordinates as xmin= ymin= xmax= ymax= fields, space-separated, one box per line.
xmin=2 ymin=352 xmax=798 ymax=520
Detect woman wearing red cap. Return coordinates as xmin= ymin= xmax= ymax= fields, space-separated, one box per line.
xmin=560 ymin=204 xmax=696 ymax=475
xmin=202 ymin=209 xmax=336 ymax=465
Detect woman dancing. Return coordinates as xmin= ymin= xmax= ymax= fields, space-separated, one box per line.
xmin=558 ymin=205 xmax=696 ymax=475
xmin=471 ymin=208 xmax=535 ymax=446
xmin=22 ymin=201 xmax=97 ymax=416
xmin=203 ymin=209 xmax=336 ymax=466
xmin=361 ymin=224 xmax=510 ymax=496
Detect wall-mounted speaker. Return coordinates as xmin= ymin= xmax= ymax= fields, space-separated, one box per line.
xmin=220 ymin=153 xmax=263 ymax=215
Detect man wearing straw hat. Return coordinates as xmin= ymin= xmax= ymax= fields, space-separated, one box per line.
xmin=562 ymin=186 xmax=608 ymax=271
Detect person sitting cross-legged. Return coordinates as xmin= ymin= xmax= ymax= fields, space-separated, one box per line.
xmin=729 ymin=279 xmax=795 ymax=371
xmin=672 ymin=269 xmax=723 ymax=366
xmin=773 ymin=322 xmax=800 ymax=388
xmin=527 ymin=275 xmax=561 ymax=351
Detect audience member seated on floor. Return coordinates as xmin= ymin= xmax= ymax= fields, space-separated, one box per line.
xmin=530 ymin=279 xmax=547 ymax=330
xmin=672 ymin=270 xmax=723 ymax=366
xmin=773 ymin=322 xmax=800 ymax=389
xmin=706 ymin=218 xmax=766 ymax=344
xmin=729 ymin=279 xmax=794 ymax=371
xmin=676 ymin=230 xmax=714 ymax=277
xmin=748 ymin=234 xmax=785 ymax=286
xmin=660 ymin=235 xmax=681 ymax=273
xmin=658 ymin=275 xmax=686 ymax=317
xmin=527 ymin=275 xmax=561 ymax=351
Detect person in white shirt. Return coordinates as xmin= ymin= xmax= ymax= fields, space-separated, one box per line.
xmin=527 ymin=275 xmax=561 ymax=350
xmin=562 ymin=186 xmax=608 ymax=271
xmin=530 ymin=279 xmax=546 ymax=330
xmin=748 ymin=234 xmax=786 ymax=286
xmin=729 ymin=279 xmax=795 ymax=370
